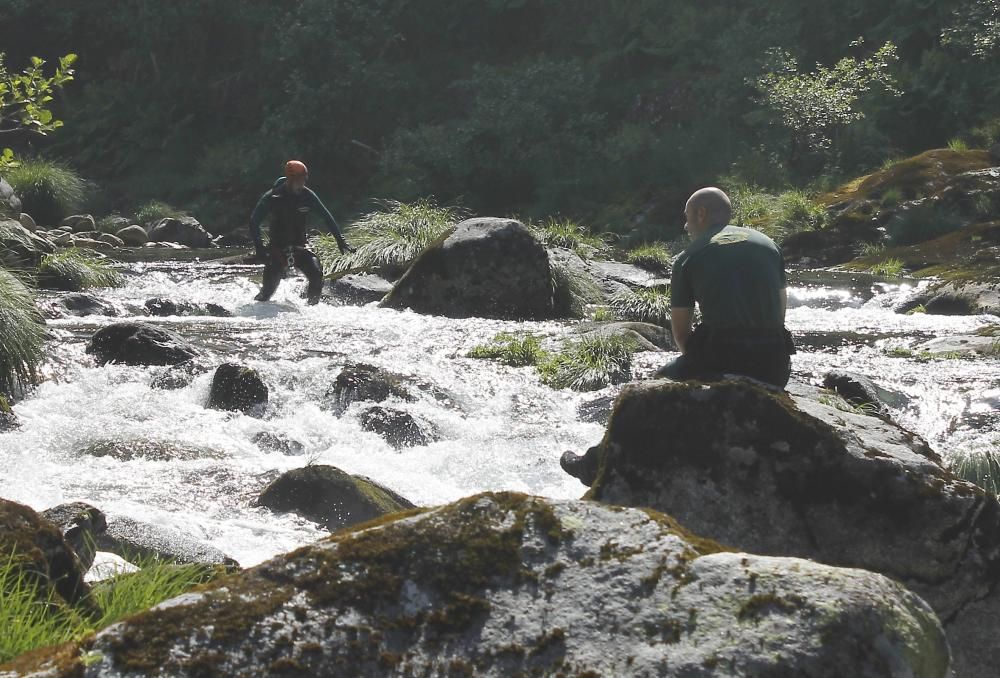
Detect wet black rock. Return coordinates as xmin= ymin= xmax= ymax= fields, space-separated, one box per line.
xmin=86 ymin=322 xmax=198 ymax=366
xmin=149 ymin=360 xmax=209 ymax=390
xmin=359 ymin=406 xmax=436 ymax=448
xmin=822 ymin=370 xmax=910 ymax=416
xmin=79 ymin=439 xmax=223 ymax=462
xmin=206 ymin=363 xmax=268 ymax=415
xmin=324 ymin=363 xmax=414 ymax=415
xmin=254 ymin=464 xmax=414 ymax=531
xmin=97 ymin=515 xmax=240 ymax=570
xmin=145 ymin=298 xmax=231 ymax=317
xmin=329 ymin=273 xmax=393 ymax=305
xmin=251 ymin=431 xmax=305 ymax=456
xmin=40 ymin=502 xmax=107 ymax=573
xmin=50 ymin=292 xmax=118 ymax=318
xmin=576 ymin=393 xmax=618 ymax=425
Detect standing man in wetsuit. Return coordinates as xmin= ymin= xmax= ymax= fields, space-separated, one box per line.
xmin=249 ymin=160 xmax=353 ymax=305
xmin=658 ymin=186 xmax=793 ymax=387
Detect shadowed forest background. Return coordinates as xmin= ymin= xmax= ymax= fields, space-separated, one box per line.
xmin=3 ymin=0 xmax=1000 ymax=240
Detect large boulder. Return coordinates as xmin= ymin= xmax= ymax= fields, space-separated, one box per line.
xmin=254 ymin=464 xmax=414 ymax=531
xmin=583 ymin=378 xmax=1000 ymax=678
xmin=3 ymin=494 xmax=951 ymax=677
xmin=0 ymin=498 xmax=98 ymax=616
xmin=0 ymin=177 xmax=22 ymax=218
xmin=96 ymin=516 xmax=239 ymax=570
xmin=39 ymin=502 xmax=107 ymax=573
xmin=115 ymin=224 xmax=148 ymax=246
xmin=0 ymin=218 xmax=55 ymax=267
xmin=324 ymin=363 xmax=414 ymax=415
xmin=573 ymin=320 xmax=673 ymax=351
xmin=148 ymin=216 xmax=214 ymax=248
xmin=206 ymin=363 xmax=268 ymax=415
xmin=86 ymin=322 xmax=198 ymax=366
xmin=380 ymin=218 xmax=554 ymax=319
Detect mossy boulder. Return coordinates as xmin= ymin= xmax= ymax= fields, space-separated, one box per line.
xmin=254 ymin=464 xmax=414 ymax=531
xmin=2 ymin=493 xmax=950 ymax=677
xmin=206 ymin=363 xmax=268 ymax=415
xmin=0 ymin=498 xmax=98 ymax=617
xmin=39 ymin=502 xmax=107 ymax=574
xmin=583 ymin=378 xmax=1000 ymax=677
xmin=96 ymin=515 xmax=240 ymax=571
xmin=86 ymin=322 xmax=198 ymax=366
xmin=380 ymin=218 xmax=554 ymax=319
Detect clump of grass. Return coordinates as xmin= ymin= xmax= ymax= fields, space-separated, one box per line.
xmin=730 ymin=185 xmax=824 ymax=241
xmin=881 ymin=156 xmax=903 ymax=171
xmin=947 ymin=138 xmax=970 ymax=152
xmin=89 ymin=559 xmax=217 ymax=628
xmin=550 ymin=259 xmax=603 ymax=318
xmin=317 ymin=199 xmax=462 ymax=275
xmin=134 ymin=200 xmax=187 ymax=226
xmin=869 ymin=257 xmax=904 ymax=278
xmin=538 ymin=334 xmax=638 ymax=391
xmin=609 ymin=286 xmax=671 ymax=326
xmin=857 ymin=241 xmax=886 ymax=257
xmin=0 ymin=267 xmax=44 ymax=394
xmin=467 ymin=333 xmax=545 ymax=367
xmin=905 ymin=304 xmax=927 ymax=315
xmin=625 ymin=243 xmax=673 ymax=271
xmin=37 ymin=248 xmax=123 ymax=291
xmin=948 ymin=449 xmax=1000 ymax=496
xmin=4 ymin=159 xmax=86 ymax=226
xmin=529 ymin=217 xmax=611 ymax=258
xmin=591 ymin=306 xmax=614 ymax=322
xmin=878 ymin=188 xmax=904 ymax=208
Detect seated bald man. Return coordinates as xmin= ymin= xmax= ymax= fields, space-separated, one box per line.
xmin=658 ymin=187 xmax=794 ymax=387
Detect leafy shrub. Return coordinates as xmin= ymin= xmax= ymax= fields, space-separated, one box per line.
xmin=316 ymin=199 xmax=461 ymax=275
xmin=538 ymin=334 xmax=638 ymax=391
xmin=529 ymin=218 xmax=610 ymax=258
xmin=0 ymin=267 xmax=43 ymax=394
xmin=37 ymin=248 xmax=123 ymax=291
xmin=610 ymin=286 xmax=671 ymax=326
xmin=4 ymin=159 xmax=85 ymax=226
xmin=467 ymin=333 xmax=545 ymax=367
xmin=625 ymin=243 xmax=673 ymax=271
xmin=134 ymin=200 xmax=187 ymax=226
xmin=886 ymin=202 xmax=965 ymax=246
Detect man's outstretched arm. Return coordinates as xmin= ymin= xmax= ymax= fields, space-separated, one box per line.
xmin=307 ymin=189 xmax=352 ymax=252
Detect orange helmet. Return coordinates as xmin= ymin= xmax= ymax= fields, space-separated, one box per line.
xmin=285 ymin=160 xmax=308 ymax=177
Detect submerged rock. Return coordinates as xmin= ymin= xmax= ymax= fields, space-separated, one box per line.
xmin=206 ymin=363 xmax=268 ymax=415
xmin=45 ymin=292 xmax=118 ymax=318
xmin=251 ymin=431 xmax=305 ymax=456
xmin=86 ymin=322 xmax=198 ymax=366
xmin=6 ymin=494 xmax=950 ymax=677
xmin=358 ymin=406 xmax=436 ymax=448
xmin=40 ymin=502 xmax=107 ymax=573
xmin=145 ymin=298 xmax=231 ymax=317
xmin=147 ymin=216 xmax=215 ymax=248
xmin=583 ymin=378 xmax=1000 ymax=677
xmin=324 ymin=363 xmax=414 ymax=415
xmin=254 ymin=464 xmax=414 ymax=531
xmin=381 ymin=218 xmax=553 ymax=319
xmin=96 ymin=516 xmax=239 ymax=571
xmin=149 ymin=360 xmax=209 ymax=390
xmin=79 ymin=439 xmax=223 ymax=462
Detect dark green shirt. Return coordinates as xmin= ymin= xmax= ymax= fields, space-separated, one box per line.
xmin=670 ymin=224 xmax=786 ymax=329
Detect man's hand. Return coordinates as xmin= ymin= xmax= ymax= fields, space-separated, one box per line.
xmin=337 ymin=239 xmax=356 ymax=254
xmin=254 ymin=240 xmax=267 ymax=260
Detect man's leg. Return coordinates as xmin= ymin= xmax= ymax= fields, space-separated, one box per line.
xmin=293 ymin=248 xmax=325 ymax=304
xmin=254 ymin=249 xmax=288 ymax=301
xmin=654 ymin=353 xmax=719 ymax=381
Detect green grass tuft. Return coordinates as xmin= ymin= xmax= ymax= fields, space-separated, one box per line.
xmin=538 ymin=334 xmax=638 ymax=391
xmin=37 ymin=248 xmax=123 ymax=291
xmin=467 ymin=333 xmax=545 ymax=367
xmin=134 ymin=200 xmax=187 ymax=226
xmin=529 ymin=217 xmax=611 ymax=258
xmin=4 ymin=159 xmax=86 ymax=226
xmin=857 ymin=241 xmax=886 ymax=257
xmin=947 ymin=138 xmax=970 ymax=152
xmin=609 ymin=286 xmax=671 ymax=326
xmin=948 ymin=449 xmax=1000 ymax=496
xmin=625 ymin=243 xmax=673 ymax=271
xmin=0 ymin=267 xmax=44 ymax=394
xmin=317 ymin=199 xmax=462 ymax=274
xmin=729 ymin=185 xmax=824 ymax=242
xmin=869 ymin=257 xmax=904 ymax=278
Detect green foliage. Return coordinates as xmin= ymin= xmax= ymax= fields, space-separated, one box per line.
xmin=591 ymin=306 xmax=614 ymax=322
xmin=467 ymin=333 xmax=545 ymax=367
xmin=941 ymin=0 xmax=1000 ymax=59
xmin=0 ymin=53 xmax=76 ymax=165
xmin=975 ymin=324 xmax=1000 ymax=337
xmin=905 ymin=304 xmax=928 ymax=315
xmin=730 ymin=185 xmax=825 ymax=241
xmin=4 ymin=159 xmax=85 ymax=226
xmin=538 ymin=334 xmax=638 ymax=391
xmin=37 ymin=248 xmax=123 ymax=291
xmin=857 ymin=241 xmax=886 ymax=257
xmin=96 ymin=214 xmax=127 ymax=234
xmin=886 ymin=202 xmax=966 ymax=246
xmin=90 ymin=560 xmax=217 ymax=628
xmin=610 ymin=286 xmax=672 ymax=326
xmin=869 ymin=257 xmax=904 ymax=278
xmin=529 ymin=218 xmax=610 ymax=258
xmin=625 ymin=243 xmax=673 ymax=271
xmin=947 ymin=138 xmax=970 ymax=152
xmin=134 ymin=200 xmax=187 ymax=226
xmin=0 ymin=267 xmax=43 ymax=394
xmin=317 ymin=199 xmax=460 ymax=275
xmin=878 ymin=188 xmax=904 ymax=208
xmin=948 ymin=448 xmax=1000 ymax=496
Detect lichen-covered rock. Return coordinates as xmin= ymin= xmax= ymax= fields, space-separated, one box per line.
xmin=381 ymin=218 xmax=554 ymax=319
xmin=206 ymin=363 xmax=268 ymax=415
xmin=2 ymin=494 xmax=951 ymax=677
xmin=86 ymin=322 xmax=198 ymax=366
xmin=358 ymin=405 xmax=435 ymax=448
xmin=0 ymin=498 xmax=97 ymax=616
xmin=96 ymin=516 xmax=239 ymax=571
xmin=324 ymin=363 xmax=414 ymax=415
xmin=0 ymin=178 xmax=22 ymax=218
xmin=147 ymin=216 xmax=214 ymax=248
xmin=584 ymin=378 xmax=1000 ymax=677
xmin=254 ymin=464 xmax=414 ymax=531
xmin=39 ymin=502 xmax=107 ymax=573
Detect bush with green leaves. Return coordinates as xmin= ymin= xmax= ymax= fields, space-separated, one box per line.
xmin=625 ymin=243 xmax=673 ymax=271
xmin=4 ymin=159 xmax=85 ymax=226
xmin=0 ymin=267 xmax=43 ymax=394
xmin=610 ymin=286 xmax=671 ymax=326
xmin=467 ymin=333 xmax=545 ymax=367
xmin=134 ymin=200 xmax=187 ymax=226
xmin=315 ymin=199 xmax=461 ymax=275
xmin=538 ymin=334 xmax=638 ymax=391
xmin=529 ymin=218 xmax=610 ymax=258
xmin=37 ymin=248 xmax=123 ymax=291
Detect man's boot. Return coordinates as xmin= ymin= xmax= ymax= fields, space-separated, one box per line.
xmin=560 ymin=446 xmax=600 ymax=486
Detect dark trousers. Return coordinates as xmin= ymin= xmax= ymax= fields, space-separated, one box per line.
xmin=256 ymin=246 xmax=324 ymax=302
xmin=656 ymin=326 xmax=793 ymax=388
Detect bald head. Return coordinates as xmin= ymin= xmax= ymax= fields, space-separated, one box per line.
xmin=684 ymin=187 xmax=732 ymax=237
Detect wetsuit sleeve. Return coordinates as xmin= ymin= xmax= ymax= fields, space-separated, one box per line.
xmin=307 ymin=189 xmax=345 ymax=240
xmin=249 ymin=190 xmax=272 ymax=243
xmin=670 ymin=254 xmax=695 ymax=308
